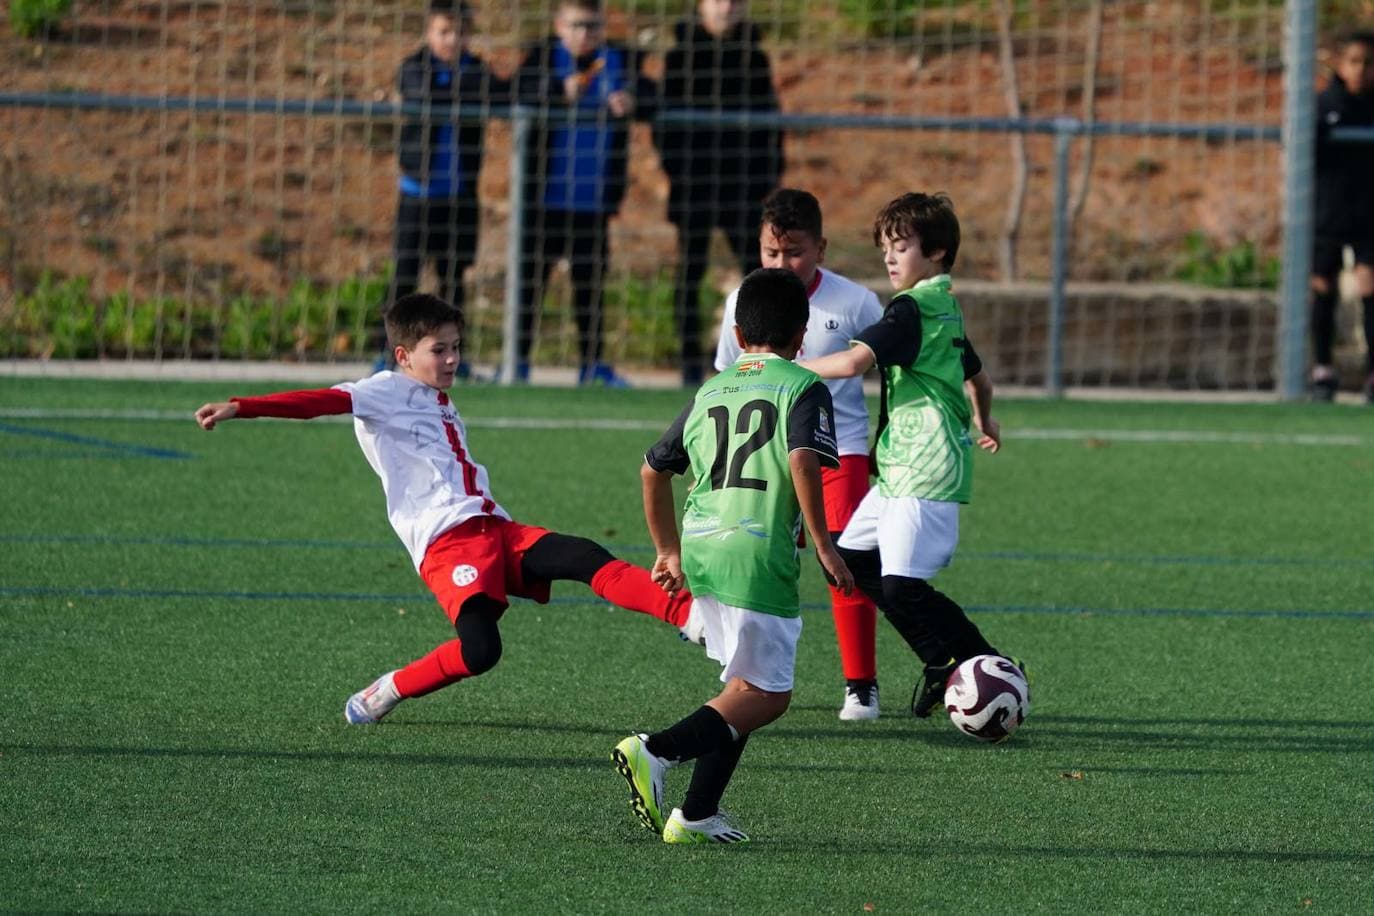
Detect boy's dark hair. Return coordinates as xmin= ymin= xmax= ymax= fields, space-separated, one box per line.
xmin=385 ymin=293 xmax=465 ymax=349
xmin=734 ymin=268 xmax=810 ymax=349
xmin=558 ymin=0 xmax=601 ymax=12
xmin=428 ymin=0 xmax=473 ymax=20
xmin=761 ymin=188 xmax=823 ymax=240
xmin=1338 ymin=30 xmax=1374 ymax=51
xmin=873 ymin=192 xmax=960 ymax=272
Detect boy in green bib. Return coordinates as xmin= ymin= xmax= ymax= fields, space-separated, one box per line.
xmin=613 ymin=268 xmax=853 ymax=844
xmin=801 ymin=192 xmax=1023 ymax=719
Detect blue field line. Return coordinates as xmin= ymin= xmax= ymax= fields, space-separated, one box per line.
xmin=1 ymin=584 xmax=1370 ymax=620
xmin=0 ymin=421 xmax=193 ymax=460
xmin=961 ymin=549 xmax=1374 ymax=569
xmin=0 ymin=533 xmax=394 ymax=550
xmin=3 ymin=531 xmax=1373 ymax=572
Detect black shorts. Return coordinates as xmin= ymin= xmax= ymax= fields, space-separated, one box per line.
xmin=1313 ymin=236 xmax=1374 ymax=278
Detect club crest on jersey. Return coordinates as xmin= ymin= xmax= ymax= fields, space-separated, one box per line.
xmin=736 ymin=360 xmax=766 ymax=376
xmin=825 ymin=318 xmax=840 ymax=331
xmin=451 ymin=564 xmax=479 ymax=587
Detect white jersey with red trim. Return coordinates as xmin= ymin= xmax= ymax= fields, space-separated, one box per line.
xmin=715 ymin=268 xmax=883 ymax=456
xmin=334 ymin=371 xmax=509 ymax=569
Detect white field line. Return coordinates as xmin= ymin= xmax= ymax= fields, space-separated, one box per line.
xmin=0 ymin=407 xmax=1364 ymax=446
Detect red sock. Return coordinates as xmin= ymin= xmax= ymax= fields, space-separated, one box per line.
xmin=590 ymin=559 xmax=692 ymax=627
xmin=831 ymin=586 xmax=877 ymax=681
xmin=393 ymin=638 xmax=471 ymax=698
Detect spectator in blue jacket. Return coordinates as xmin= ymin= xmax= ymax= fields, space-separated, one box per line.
xmin=385 ymin=0 xmax=508 ymax=375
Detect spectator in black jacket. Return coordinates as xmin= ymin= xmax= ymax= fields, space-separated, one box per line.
xmin=1311 ymin=30 xmax=1374 ymax=403
xmin=384 ymin=0 xmax=508 ymax=374
xmin=659 ymin=0 xmax=785 ymax=385
xmin=511 ymin=0 xmax=655 ymax=387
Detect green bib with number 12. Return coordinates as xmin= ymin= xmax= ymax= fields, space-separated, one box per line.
xmin=679 ymin=355 xmax=819 ymax=617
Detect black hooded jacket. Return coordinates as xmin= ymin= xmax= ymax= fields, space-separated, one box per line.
xmin=1315 ymin=74 xmax=1374 ymax=238
xmin=656 ymin=18 xmax=785 ymax=221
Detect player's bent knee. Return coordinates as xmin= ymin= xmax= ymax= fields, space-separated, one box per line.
xmin=455 ymin=603 xmax=503 ymax=676
xmin=881 ymin=574 xmax=934 ymax=609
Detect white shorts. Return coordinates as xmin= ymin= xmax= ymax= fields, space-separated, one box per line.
xmin=837 ymin=488 xmax=960 ymax=580
xmin=694 ymin=595 xmax=802 ymax=693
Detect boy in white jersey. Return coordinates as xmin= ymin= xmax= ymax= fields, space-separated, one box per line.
xmin=801 ymin=192 xmax=1023 ymax=721
xmin=714 ymin=188 xmax=884 ymax=721
xmin=613 ymin=269 xmax=853 ymax=844
xmin=194 ymin=293 xmax=691 ymax=724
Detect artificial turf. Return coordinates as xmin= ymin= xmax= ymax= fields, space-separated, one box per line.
xmin=2 ymin=377 xmax=1371 ymax=913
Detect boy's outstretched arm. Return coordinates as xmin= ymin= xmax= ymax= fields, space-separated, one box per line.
xmin=194 ymin=388 xmax=354 ymax=431
xmin=965 ymin=370 xmax=1000 ymax=453
xmin=640 ymin=462 xmax=685 ymax=595
xmin=789 ymin=450 xmax=854 ymax=595
xmin=799 ymin=342 xmax=876 ymax=381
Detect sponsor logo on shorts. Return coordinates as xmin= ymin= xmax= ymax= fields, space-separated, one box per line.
xmin=451 ymin=564 xmax=479 ymax=587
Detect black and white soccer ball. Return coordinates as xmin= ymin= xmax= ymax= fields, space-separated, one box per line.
xmin=944 ymin=655 xmax=1030 ymax=743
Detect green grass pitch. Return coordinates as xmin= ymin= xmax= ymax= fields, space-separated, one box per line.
xmin=2 ymin=377 xmax=1372 ymax=913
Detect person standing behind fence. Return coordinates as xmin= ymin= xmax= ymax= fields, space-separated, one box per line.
xmin=1310 ymin=29 xmax=1374 ymax=404
xmin=385 ymin=0 xmax=508 ymax=375
xmin=511 ymin=0 xmax=655 ymax=387
xmin=658 ymin=0 xmax=785 ymax=387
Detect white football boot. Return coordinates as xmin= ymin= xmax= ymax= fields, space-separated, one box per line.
xmin=662 ymin=808 xmax=750 ymax=844
xmin=344 ymin=670 xmax=402 ymax=724
xmin=838 ymin=681 xmax=880 ymax=721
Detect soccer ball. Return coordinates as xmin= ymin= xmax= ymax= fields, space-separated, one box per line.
xmin=944 ymin=655 xmax=1030 ymax=743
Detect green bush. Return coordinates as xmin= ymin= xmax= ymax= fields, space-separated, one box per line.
xmin=1171 ymin=231 xmax=1280 ymax=290
xmin=9 ymin=0 xmax=73 ymax=38
xmin=1 ymin=270 xmax=392 ymax=360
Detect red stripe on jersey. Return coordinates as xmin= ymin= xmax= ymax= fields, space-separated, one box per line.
xmin=437 ymin=392 xmax=496 ymax=515
xmin=806 ymin=269 xmax=824 ymax=298
xmin=231 ymin=388 xmax=353 ymax=419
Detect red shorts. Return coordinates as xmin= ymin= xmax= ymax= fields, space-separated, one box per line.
xmin=419 ymin=516 xmax=553 ymax=624
xmin=822 ymin=454 xmax=872 ymax=535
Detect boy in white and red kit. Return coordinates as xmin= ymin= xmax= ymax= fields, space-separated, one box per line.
xmin=195 ymin=293 xmax=692 ymax=723
xmin=713 ymin=189 xmax=884 ymax=721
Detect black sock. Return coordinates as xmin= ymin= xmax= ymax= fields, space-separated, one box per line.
xmin=680 ymin=734 xmax=748 ymax=821
xmin=1363 ymin=295 xmax=1374 ymax=374
xmin=1311 ymin=287 xmax=1338 ymax=367
xmin=645 ymin=705 xmax=733 ymax=764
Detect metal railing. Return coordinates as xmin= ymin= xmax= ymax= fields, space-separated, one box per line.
xmin=5 ymin=76 xmax=1374 ymax=397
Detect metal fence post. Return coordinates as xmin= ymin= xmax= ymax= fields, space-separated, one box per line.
xmin=1278 ymin=0 xmax=1316 ymax=401
xmin=1046 ymin=119 xmax=1076 ymax=397
xmin=501 ymin=106 xmax=531 ymax=386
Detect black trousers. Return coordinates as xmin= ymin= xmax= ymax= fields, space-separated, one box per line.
xmin=388 ymin=194 xmax=479 ymax=312
xmin=518 ymin=208 xmax=611 ymax=367
xmin=1311 ymin=235 xmax=1374 ymax=370
xmin=672 ymin=203 xmax=762 ymax=375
